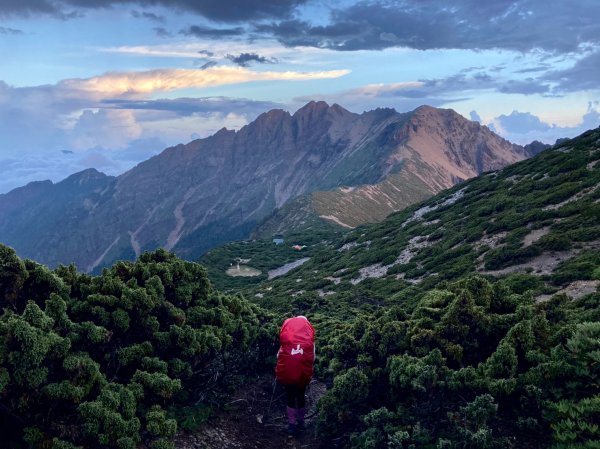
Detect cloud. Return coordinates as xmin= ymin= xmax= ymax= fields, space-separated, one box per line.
xmin=470 ymin=111 xmax=482 ymax=122
xmin=0 ymin=138 xmax=166 ymax=194
xmin=311 ymin=72 xmax=550 ymax=107
xmin=0 ymin=26 xmax=23 ymax=34
xmin=490 ymin=104 xmax=600 ymax=144
xmin=226 ymin=52 xmax=276 ymax=67
xmin=0 ymin=1 xmax=61 ymax=18
xmin=495 ymin=111 xmax=551 ymax=134
xmin=544 ymin=50 xmax=600 ymax=92
xmin=514 ymin=64 xmax=551 ymax=74
xmin=1 ymin=62 xmax=344 ymax=190
xmin=130 ymin=9 xmax=164 ymax=23
xmin=323 ymin=72 xmax=550 ymax=101
xmin=60 ymin=66 xmax=351 ymax=96
xmin=180 ymin=25 xmax=245 ymax=38
xmin=497 ymin=79 xmax=550 ymax=95
xmin=153 ymin=27 xmax=173 ymax=38
xmin=196 ymin=60 xmax=218 ymax=70
xmin=0 ymin=0 xmax=307 ymax=21
xmin=257 ymin=1 xmax=600 ymax=53
xmin=0 ymin=66 xmax=348 ymax=155
xmin=101 ymin=42 xmax=303 ymax=61
xmin=69 ymin=109 xmax=143 ymax=150
xmin=102 ymin=96 xmax=282 ymax=116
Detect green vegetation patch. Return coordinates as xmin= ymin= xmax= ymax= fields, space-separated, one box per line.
xmin=0 ymin=245 xmax=277 ymax=449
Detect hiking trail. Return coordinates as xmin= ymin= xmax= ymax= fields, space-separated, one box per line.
xmin=174 ymin=375 xmax=327 ymax=449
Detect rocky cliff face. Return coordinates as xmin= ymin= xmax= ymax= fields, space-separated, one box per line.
xmin=253 ymin=105 xmax=537 ymax=236
xmin=0 ymin=102 xmax=538 ymax=271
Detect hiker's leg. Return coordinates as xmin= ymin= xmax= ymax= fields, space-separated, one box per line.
xmin=284 ymin=385 xmax=297 ymax=434
xmin=297 ymin=385 xmax=306 ymax=409
xmin=296 ymin=385 xmax=306 ymax=428
xmin=285 ymin=385 xmax=296 ymax=408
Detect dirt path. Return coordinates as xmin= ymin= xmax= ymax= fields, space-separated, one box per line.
xmin=174 ymin=376 xmax=326 ymax=449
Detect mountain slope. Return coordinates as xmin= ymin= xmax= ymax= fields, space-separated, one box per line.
xmin=243 ymin=126 xmax=600 ymax=313
xmin=0 ymin=102 xmax=534 ymax=271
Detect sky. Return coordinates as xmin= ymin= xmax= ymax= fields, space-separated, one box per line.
xmin=0 ymin=0 xmax=599 ymax=193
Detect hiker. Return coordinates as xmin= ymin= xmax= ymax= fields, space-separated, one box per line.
xmin=275 ymin=315 xmax=315 ymax=435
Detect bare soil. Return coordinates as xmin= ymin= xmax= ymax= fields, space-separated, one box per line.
xmin=523 ymin=227 xmax=550 ymax=247
xmin=479 ymin=240 xmax=600 ymax=277
xmin=536 ymin=280 xmax=600 ymax=302
xmin=478 ymin=250 xmax=575 ymax=276
xmin=174 ymin=376 xmax=326 ymax=449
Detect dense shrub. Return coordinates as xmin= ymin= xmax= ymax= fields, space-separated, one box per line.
xmin=315 ymin=276 xmax=600 ymax=448
xmin=0 ymin=246 xmax=276 ymax=449
xmin=484 ymin=245 xmax=543 ymax=270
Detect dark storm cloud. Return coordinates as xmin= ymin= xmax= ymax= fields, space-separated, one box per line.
xmin=226 ymin=52 xmax=275 ymax=67
xmin=102 ymin=96 xmax=282 ymax=117
xmin=0 ymin=0 xmax=307 ymax=21
xmin=0 ymin=26 xmax=24 ymax=34
xmin=180 ymin=25 xmax=245 ymax=39
xmin=544 ymin=50 xmax=600 ymax=92
xmin=258 ymin=1 xmax=600 ymax=53
xmin=5 ymin=1 xmax=597 ymax=55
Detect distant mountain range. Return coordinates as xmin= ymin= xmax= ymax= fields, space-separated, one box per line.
xmin=0 ymin=101 xmax=546 ymax=271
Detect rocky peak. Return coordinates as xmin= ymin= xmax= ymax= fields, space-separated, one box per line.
xmin=293 ymin=100 xmax=330 ymax=116
xmin=524 ymin=140 xmax=552 ymax=157
xmin=61 ymin=168 xmax=110 ymax=186
xmin=292 ymin=101 xmax=349 ymax=140
xmin=328 ymin=103 xmax=356 ymax=120
xmin=253 ymin=108 xmax=290 ymax=124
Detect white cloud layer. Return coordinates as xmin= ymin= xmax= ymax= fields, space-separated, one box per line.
xmin=488 ymin=104 xmax=600 ymax=145
xmin=64 ymin=66 xmax=351 ymax=95
xmin=70 ymin=109 xmax=143 ymax=150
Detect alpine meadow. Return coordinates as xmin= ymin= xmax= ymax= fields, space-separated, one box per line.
xmin=1 ymin=1 xmax=600 ymax=448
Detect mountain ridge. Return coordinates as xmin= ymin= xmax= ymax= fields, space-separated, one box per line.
xmin=0 ymin=102 xmax=541 ymax=271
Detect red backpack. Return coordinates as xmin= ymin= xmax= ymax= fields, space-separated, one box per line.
xmin=275 ymin=316 xmax=315 ymax=386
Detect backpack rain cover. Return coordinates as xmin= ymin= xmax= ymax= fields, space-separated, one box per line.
xmin=275 ymin=316 xmax=315 ymax=386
